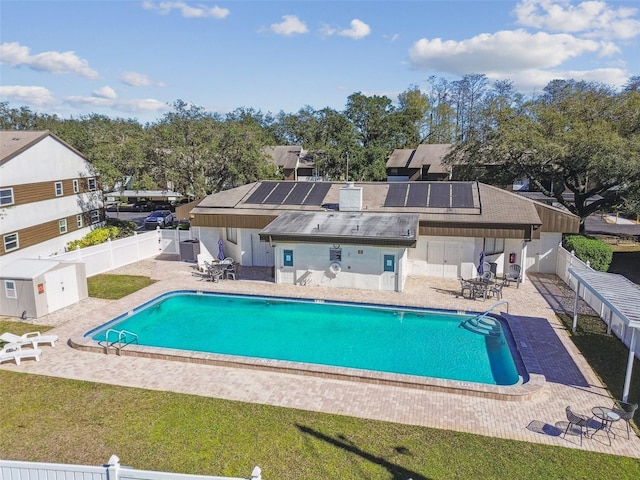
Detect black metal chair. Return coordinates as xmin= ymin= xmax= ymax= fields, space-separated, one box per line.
xmin=611 ymin=400 xmax=638 ymax=440
xmin=563 ymin=406 xmax=590 ymax=445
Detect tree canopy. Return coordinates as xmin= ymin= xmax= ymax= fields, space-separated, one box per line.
xmin=1 ymin=74 xmax=638 ymax=227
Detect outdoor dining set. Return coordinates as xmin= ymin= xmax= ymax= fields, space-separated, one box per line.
xmin=203 ymin=258 xmax=237 ymax=282
xmin=563 ymin=401 xmax=638 ymax=446
xmin=458 ymin=264 xmax=521 ymax=301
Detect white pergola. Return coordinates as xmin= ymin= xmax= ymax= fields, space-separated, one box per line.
xmin=569 ymin=268 xmax=640 ymax=402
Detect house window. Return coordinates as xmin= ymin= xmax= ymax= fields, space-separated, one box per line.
xmin=329 ymin=248 xmax=342 ymax=262
xmin=3 ymin=232 xmax=19 ymax=252
xmin=76 ymin=214 xmax=83 ymax=228
xmin=88 ymin=178 xmax=97 ymax=191
xmin=483 ymin=238 xmax=505 ymax=255
xmin=226 ymin=227 xmax=237 ymax=244
xmin=59 ymin=219 xmax=68 ymax=234
xmin=4 ymin=280 xmax=17 ymax=299
xmin=73 ymin=179 xmax=79 ymax=193
xmin=55 ymin=181 xmax=63 ymax=196
xmin=283 ymin=249 xmax=293 ymax=267
xmin=0 ymin=188 xmax=14 ymax=206
xmin=90 ymin=210 xmax=100 ymax=224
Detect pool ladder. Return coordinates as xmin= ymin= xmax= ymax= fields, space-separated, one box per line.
xmin=102 ymin=329 xmax=139 ymax=355
xmin=459 ymin=300 xmax=509 ymax=337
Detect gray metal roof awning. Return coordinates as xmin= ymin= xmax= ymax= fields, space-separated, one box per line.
xmin=568 ymin=268 xmax=640 ymax=401
xmin=259 ymin=212 xmax=419 ymax=247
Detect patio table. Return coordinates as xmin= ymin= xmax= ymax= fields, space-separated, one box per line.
xmin=591 ymin=406 xmax=620 ymax=445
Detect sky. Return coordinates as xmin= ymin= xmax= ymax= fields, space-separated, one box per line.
xmin=1 ymin=0 xmax=639 ymax=124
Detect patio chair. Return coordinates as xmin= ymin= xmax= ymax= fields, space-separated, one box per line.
xmin=458 ymin=277 xmax=474 ymax=299
xmin=0 ymin=331 xmax=58 ymax=349
xmin=611 ymin=400 xmax=638 ymax=440
xmin=488 ymin=281 xmax=505 ymax=300
xmin=224 ymin=262 xmax=237 ymax=280
xmin=563 ymin=406 xmax=590 ymax=445
xmin=0 ymin=343 xmax=42 ymax=366
xmin=207 ymin=265 xmax=225 ymax=282
xmin=504 ymin=264 xmax=522 ymax=288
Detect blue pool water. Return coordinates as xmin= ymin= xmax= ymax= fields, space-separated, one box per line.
xmin=88 ymin=292 xmax=520 ymax=386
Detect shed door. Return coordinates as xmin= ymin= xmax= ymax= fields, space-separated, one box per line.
xmin=381 ymin=254 xmax=397 ymax=291
xmin=44 ymin=266 xmax=79 ymax=313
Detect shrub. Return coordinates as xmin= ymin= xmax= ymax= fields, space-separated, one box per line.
xmin=67 ymin=226 xmax=120 ymax=250
xmin=563 ymin=234 xmax=613 ymax=272
xmin=106 ymin=217 xmax=137 ymax=236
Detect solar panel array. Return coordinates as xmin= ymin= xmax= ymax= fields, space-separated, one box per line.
xmin=245 ymin=182 xmax=331 ymax=206
xmin=383 ymin=182 xmax=475 ymax=209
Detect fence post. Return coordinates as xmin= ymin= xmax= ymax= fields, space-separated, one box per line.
xmin=107 ymin=238 xmax=114 ymax=269
xmin=76 ymin=244 xmax=82 ymax=261
xmin=105 ymin=455 xmax=120 ymax=480
xmin=134 ymin=231 xmax=139 ymax=260
xmin=251 ymin=466 xmax=262 ymax=480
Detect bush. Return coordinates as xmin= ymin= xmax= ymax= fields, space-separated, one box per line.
xmin=67 ymin=226 xmax=120 ymax=250
xmin=563 ymin=234 xmax=613 ymax=272
xmin=106 ymin=217 xmax=137 ymax=236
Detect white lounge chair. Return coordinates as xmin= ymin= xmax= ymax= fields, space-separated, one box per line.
xmin=0 ymin=343 xmax=42 ymax=365
xmin=0 ymin=331 xmax=58 ymax=348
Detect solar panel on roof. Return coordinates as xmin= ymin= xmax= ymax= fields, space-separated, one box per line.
xmin=384 ymin=183 xmax=408 ymax=207
xmin=451 ymin=183 xmax=474 ymax=208
xmin=283 ymin=182 xmax=314 ymax=205
xmin=406 ymin=183 xmax=429 ymax=207
xmin=264 ymin=182 xmax=295 ymax=204
xmin=302 ymin=182 xmax=331 ymax=205
xmin=246 ymin=182 xmax=277 ymax=204
xmin=428 ymin=183 xmax=451 ymax=208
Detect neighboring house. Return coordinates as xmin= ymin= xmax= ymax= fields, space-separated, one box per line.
xmin=0 ymin=130 xmax=103 ymax=270
xmin=190 ymin=180 xmax=579 ymax=292
xmin=263 ymin=146 xmax=318 ymax=181
xmin=386 ymin=144 xmax=453 ymax=182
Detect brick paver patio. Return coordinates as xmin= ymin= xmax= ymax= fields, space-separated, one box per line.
xmin=2 ymin=255 xmax=639 ymax=458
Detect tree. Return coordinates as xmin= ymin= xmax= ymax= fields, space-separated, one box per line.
xmin=448 ymin=80 xmax=640 ymax=231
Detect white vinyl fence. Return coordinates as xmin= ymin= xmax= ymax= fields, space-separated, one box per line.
xmin=0 ymin=457 xmax=262 ymax=480
xmin=42 ymin=229 xmax=195 ymax=278
xmin=556 ymin=245 xmax=640 ymax=359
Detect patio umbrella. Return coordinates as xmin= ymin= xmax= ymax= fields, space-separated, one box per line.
xmin=218 ymin=239 xmax=225 ymax=260
xmin=477 ymin=251 xmax=485 ymax=275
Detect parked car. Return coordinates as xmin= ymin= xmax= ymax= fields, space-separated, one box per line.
xmin=144 ymin=210 xmax=175 ymax=229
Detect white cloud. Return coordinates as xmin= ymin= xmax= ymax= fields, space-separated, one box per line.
xmin=142 ymin=1 xmax=229 ymax=19
xmin=270 ymin=15 xmax=308 ymax=36
xmin=0 ymin=85 xmax=56 ymax=106
xmin=493 ymin=67 xmax=630 ymax=91
xmin=0 ymin=42 xmax=98 ymax=79
xmin=338 ymin=19 xmax=371 ymax=40
xmin=92 ymin=86 xmax=117 ymax=99
xmin=65 ymin=94 xmax=169 ymax=113
xmin=408 ymin=29 xmax=616 ymax=74
xmin=384 ymin=33 xmax=400 ymax=43
xmin=120 ymin=71 xmax=167 ymax=88
xmin=514 ymin=0 xmax=640 ymax=39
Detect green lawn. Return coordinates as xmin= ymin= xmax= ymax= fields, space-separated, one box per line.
xmin=1 ymin=370 xmax=639 ymax=480
xmin=87 ymin=274 xmax=156 ymax=299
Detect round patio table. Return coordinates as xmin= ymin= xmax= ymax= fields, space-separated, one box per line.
xmin=591 ymin=406 xmax=620 ymax=445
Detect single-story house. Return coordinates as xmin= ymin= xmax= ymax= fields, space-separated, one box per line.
xmin=189 ymin=180 xmax=579 ymax=292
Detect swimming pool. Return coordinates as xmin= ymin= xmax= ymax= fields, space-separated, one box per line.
xmin=85 ymin=291 xmax=521 ymax=387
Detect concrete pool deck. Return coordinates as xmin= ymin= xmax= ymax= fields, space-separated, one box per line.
xmin=2 ymin=255 xmax=639 ymax=458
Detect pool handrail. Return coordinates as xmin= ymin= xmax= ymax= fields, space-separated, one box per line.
xmin=103 ymin=329 xmax=139 ymax=355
